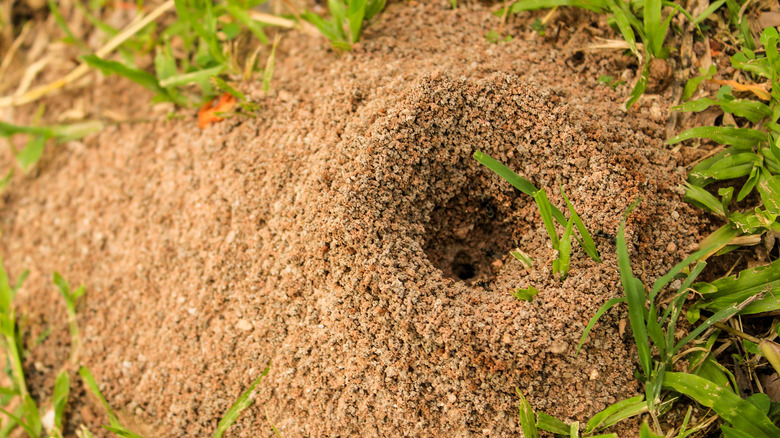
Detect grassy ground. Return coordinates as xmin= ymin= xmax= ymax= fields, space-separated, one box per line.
xmin=1 ymin=0 xmax=780 ymax=437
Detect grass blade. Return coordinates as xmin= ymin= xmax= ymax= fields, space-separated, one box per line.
xmin=79 ymin=367 xmax=120 ymax=427
xmin=617 ymin=201 xmax=652 ymax=376
xmin=649 ymin=224 xmax=739 ymax=300
xmin=473 ymin=151 xmax=537 ymax=195
xmin=16 ymin=135 xmax=47 ymax=171
xmin=82 ymin=55 xmax=168 ymax=97
xmin=212 ymin=361 xmax=271 ymax=438
xmin=263 ymin=35 xmax=281 ymax=94
xmin=644 ymin=0 xmax=662 ymax=57
xmin=474 ymin=151 xmax=568 ymax=225
xmin=158 ymin=65 xmax=225 ymax=88
xmin=516 ymin=388 xmax=539 ymax=438
xmin=666 ymin=126 xmax=767 ymax=148
xmin=693 ymin=0 xmax=726 ymax=24
xmin=576 ymin=297 xmax=626 ymax=354
xmin=606 ymin=0 xmax=639 ymax=59
xmin=534 ymin=189 xmax=560 ymax=250
xmin=585 ymin=395 xmax=645 ymax=434
xmin=347 ymin=0 xmax=367 ymax=43
xmin=663 ymin=372 xmax=780 ymax=437
xmin=52 ymin=371 xmax=70 ymax=433
xmin=673 ymin=304 xmax=740 ymax=355
xmin=536 ymin=411 xmax=569 ymax=435
xmin=561 ymin=188 xmax=601 ymax=262
xmin=626 ymin=63 xmax=649 ymax=110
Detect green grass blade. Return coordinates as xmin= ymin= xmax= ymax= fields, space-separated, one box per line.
xmin=684 ymin=182 xmax=725 ymax=216
xmin=617 ymin=202 xmax=652 ymax=376
xmin=0 ymin=121 xmax=53 ymax=138
xmin=82 ymin=55 xmax=168 ymax=97
xmin=0 ymin=407 xmax=37 ymax=438
xmin=301 ymin=11 xmax=342 ymax=44
xmin=649 ymin=224 xmax=739 ymax=300
xmin=48 ymin=0 xmax=88 ymax=51
xmin=225 ymin=4 xmax=269 ymax=44
xmin=673 ymin=304 xmax=740 ymax=355
xmin=555 ymin=217 xmax=574 ymax=280
xmin=510 ymin=249 xmax=534 ymax=270
xmin=605 ymin=0 xmax=639 ymax=59
xmin=692 ymin=257 xmax=780 ymax=315
xmin=158 ymin=65 xmax=225 ymax=88
xmin=48 ymin=120 xmax=104 ymax=142
xmin=666 ymin=126 xmax=767 ymax=148
xmin=626 ymin=63 xmax=649 ymax=110
xmin=663 ymin=372 xmax=780 ymax=437
xmin=640 ymin=421 xmax=664 ymax=437
xmin=663 ymin=261 xmax=706 ymax=348
xmin=79 ymin=367 xmax=120 ymax=427
xmin=585 ymin=395 xmax=644 ymax=434
xmin=101 ymin=426 xmax=146 ymax=438
xmin=757 ymin=173 xmax=780 ymax=214
xmin=576 ymin=297 xmax=626 ymax=354
xmin=0 ymin=256 xmax=13 ymax=314
xmin=53 ymin=371 xmax=70 ymax=432
xmin=516 ymin=388 xmax=539 ymax=438
xmin=561 ymin=188 xmax=601 ymax=262
xmin=0 ymin=170 xmax=13 ymax=193
xmin=473 ymin=151 xmax=538 ymax=195
xmin=21 ymin=395 xmax=41 ymax=438
xmin=644 ymin=0 xmax=662 ymax=57
xmin=211 ymin=77 xmax=245 ymax=101
xmin=154 ymin=42 xmax=177 ymax=82
xmin=646 ymin=303 xmax=665 ymax=357
xmin=263 ymin=35 xmax=280 ymax=94
xmin=347 ymin=0 xmax=367 ymax=43
xmin=502 ymin=0 xmax=606 ymax=14
xmin=212 ymin=362 xmax=271 ymax=438
xmin=693 ymin=0 xmax=726 ymax=24
xmin=536 ymin=411 xmax=569 ymax=435
xmin=365 ymin=0 xmax=386 ymax=20
xmin=16 ymin=135 xmax=46 ymax=172
xmin=512 ymin=286 xmax=540 ymax=302
xmin=474 ymin=151 xmax=568 ymax=225
xmin=534 ymin=189 xmax=560 ymax=250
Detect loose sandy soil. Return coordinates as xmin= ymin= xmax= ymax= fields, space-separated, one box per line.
xmin=1 ymin=1 xmax=719 ymax=436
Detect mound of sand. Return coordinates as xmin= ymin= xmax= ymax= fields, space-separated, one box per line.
xmin=1 ymin=1 xmax=711 ymax=436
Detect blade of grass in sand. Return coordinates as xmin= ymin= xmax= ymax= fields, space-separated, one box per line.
xmin=212 ymin=361 xmax=271 ymax=438
xmin=516 ymin=388 xmax=539 ymax=438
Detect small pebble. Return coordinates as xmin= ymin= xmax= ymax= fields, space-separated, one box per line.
xmin=236 ymin=319 xmax=253 ymax=331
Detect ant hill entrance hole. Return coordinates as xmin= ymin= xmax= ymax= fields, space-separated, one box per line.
xmin=422 ymin=187 xmax=523 ymax=287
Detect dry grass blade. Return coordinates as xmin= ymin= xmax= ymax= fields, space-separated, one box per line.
xmin=0 ymin=0 xmax=175 ymax=108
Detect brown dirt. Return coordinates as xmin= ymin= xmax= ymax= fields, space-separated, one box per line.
xmin=1 ymin=1 xmax=718 ymax=437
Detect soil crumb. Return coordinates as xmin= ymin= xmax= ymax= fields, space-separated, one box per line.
xmin=1 ymin=1 xmax=712 ymax=436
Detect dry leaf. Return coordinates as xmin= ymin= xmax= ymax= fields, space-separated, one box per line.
xmin=708 ymin=78 xmax=772 ymax=100
xmin=198 ymin=93 xmax=237 ymax=129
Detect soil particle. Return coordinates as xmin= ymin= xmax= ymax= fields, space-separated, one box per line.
xmin=1 ymin=1 xmax=714 ymax=436
xmin=647 ymin=58 xmax=674 ymax=93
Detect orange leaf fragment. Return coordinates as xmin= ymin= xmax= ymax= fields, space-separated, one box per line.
xmin=708 ymin=78 xmax=772 ymax=101
xmin=198 ymin=93 xmax=237 ymax=129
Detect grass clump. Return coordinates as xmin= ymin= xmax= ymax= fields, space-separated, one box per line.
xmin=516 ymin=203 xmax=780 ymax=436
xmin=303 ymin=0 xmax=386 ymax=50
xmin=670 ymin=27 xmax=780 ymax=249
xmin=82 ymin=0 xmax=286 ymax=107
xmin=497 ymin=0 xmax=726 ymax=108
